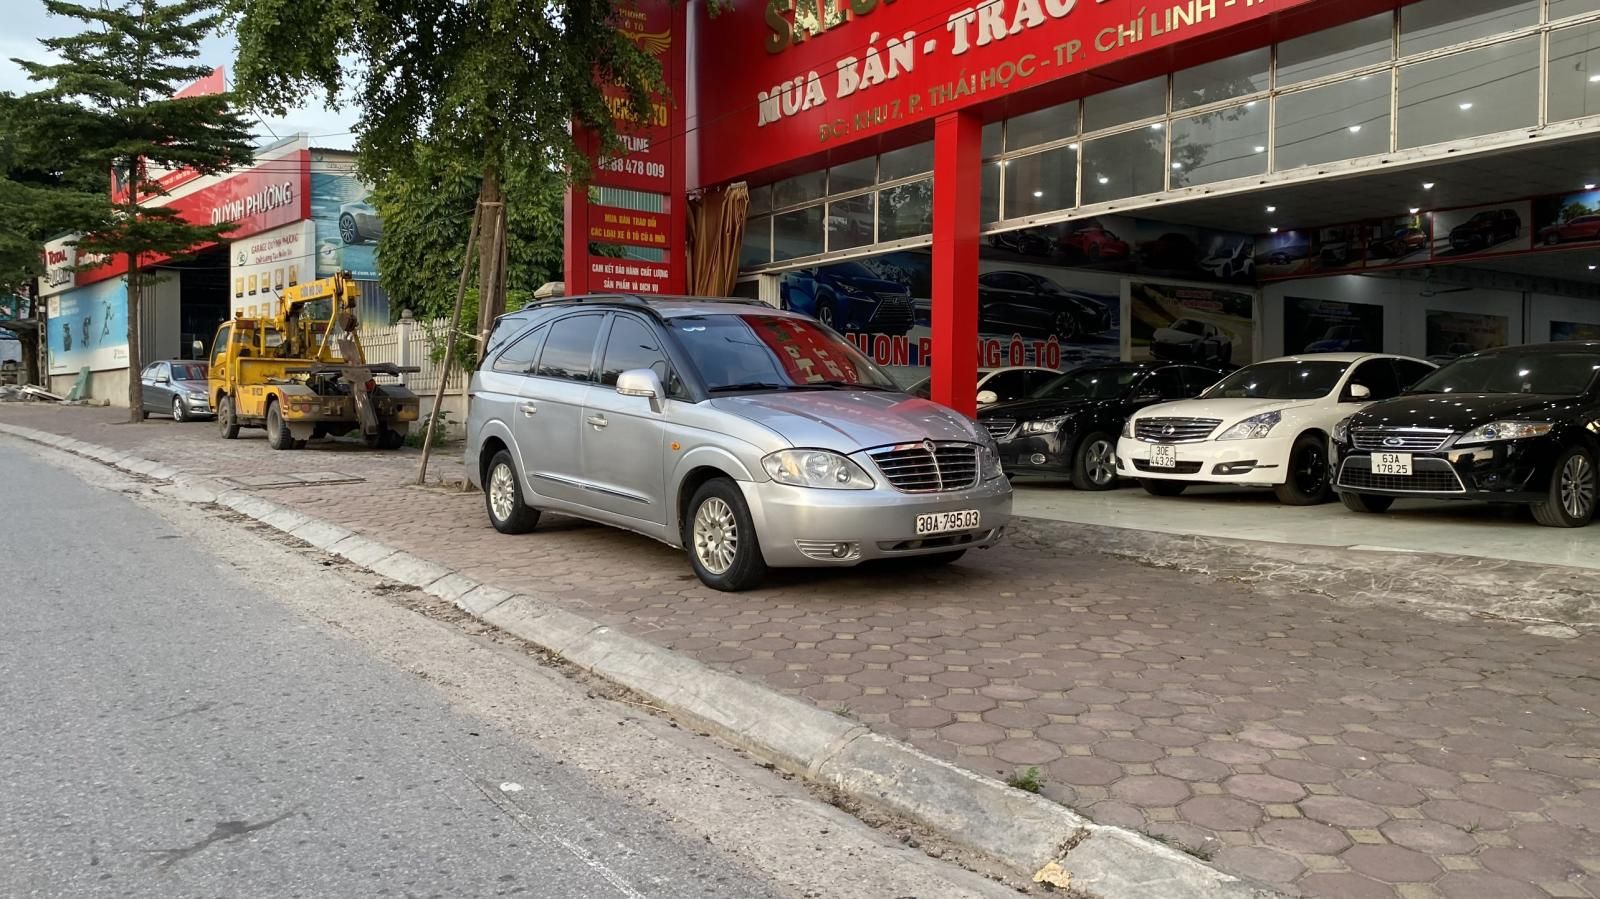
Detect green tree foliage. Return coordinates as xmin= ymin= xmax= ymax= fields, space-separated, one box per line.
xmin=7 ymin=0 xmax=254 ymax=418
xmin=227 ymin=0 xmax=670 ymax=346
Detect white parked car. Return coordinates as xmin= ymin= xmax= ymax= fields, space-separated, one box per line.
xmin=1115 ymin=353 xmax=1437 ymax=505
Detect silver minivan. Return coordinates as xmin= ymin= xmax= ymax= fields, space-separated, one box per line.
xmin=465 ymin=296 xmax=1013 ymax=591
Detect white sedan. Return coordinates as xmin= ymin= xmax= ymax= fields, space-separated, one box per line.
xmin=1115 ymin=353 xmax=1436 ymax=505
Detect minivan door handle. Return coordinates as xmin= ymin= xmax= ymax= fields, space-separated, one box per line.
xmin=586 ymin=414 xmax=608 ymax=429
xmin=518 ymin=402 xmax=538 ymax=416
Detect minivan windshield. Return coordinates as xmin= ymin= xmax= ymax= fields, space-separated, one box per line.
xmin=1409 ymin=352 xmax=1600 ymax=396
xmin=670 ymin=314 xmax=899 ymax=393
xmin=1203 ymin=361 xmax=1350 ymax=400
xmin=1031 ymin=367 xmax=1139 ymax=400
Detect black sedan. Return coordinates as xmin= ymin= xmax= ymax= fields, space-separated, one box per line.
xmin=139 ymin=360 xmax=213 ymax=421
xmin=980 ymin=362 xmax=1224 ymax=490
xmin=1333 ymin=342 xmax=1600 ymax=527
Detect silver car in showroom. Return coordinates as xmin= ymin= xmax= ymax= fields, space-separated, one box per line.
xmin=465 ymin=296 xmax=1012 ymax=591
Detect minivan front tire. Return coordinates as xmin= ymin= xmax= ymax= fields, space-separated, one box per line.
xmin=485 ymin=450 xmax=540 ymax=534
xmin=686 ymin=478 xmax=767 ymax=592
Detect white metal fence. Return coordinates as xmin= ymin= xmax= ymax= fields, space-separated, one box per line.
xmin=360 ymin=314 xmax=469 ymax=430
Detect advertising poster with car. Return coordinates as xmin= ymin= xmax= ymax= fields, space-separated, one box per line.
xmin=310 ymin=171 xmax=380 ymax=280
xmin=1425 ymin=310 xmax=1508 ymax=360
xmin=1534 ymin=188 xmax=1600 ymax=249
xmin=1128 ymin=281 xmax=1254 ymax=368
xmin=1432 ymin=201 xmax=1531 ymax=258
xmin=1551 ymin=320 xmax=1600 ymax=342
xmin=1255 ymin=229 xmax=1314 ymax=278
xmin=1364 ymin=214 xmax=1431 ymax=267
xmin=230 ymin=221 xmax=316 ymax=319
xmin=46 ymin=278 xmax=127 ymax=375
xmin=981 ymin=217 xmax=1254 ymax=285
xmin=1284 ymin=297 xmax=1384 ymax=354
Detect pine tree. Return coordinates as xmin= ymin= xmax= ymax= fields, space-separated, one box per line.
xmin=9 ymin=0 xmax=254 ymax=420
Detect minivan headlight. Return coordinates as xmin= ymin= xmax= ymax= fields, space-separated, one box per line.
xmin=763 ymin=450 xmax=875 ymax=489
xmin=1218 ymin=410 xmax=1282 ymax=441
xmin=1456 ymin=421 xmax=1554 ymax=447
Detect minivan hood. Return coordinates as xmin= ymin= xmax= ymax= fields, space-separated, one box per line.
xmin=1137 ymin=397 xmax=1309 ymax=424
xmin=708 ymin=390 xmax=983 ymax=452
xmin=1351 ymin=393 xmax=1581 ymax=430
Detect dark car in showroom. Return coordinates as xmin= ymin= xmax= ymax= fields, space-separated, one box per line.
xmin=977 ymin=271 xmax=1112 ymax=341
xmin=1333 ymin=342 xmax=1600 ymax=527
xmin=139 ymin=360 xmax=212 ymax=421
xmin=980 ymin=362 xmax=1223 ymax=489
xmin=1448 ymin=208 xmax=1522 ymax=253
xmin=780 ymin=262 xmax=916 ymax=335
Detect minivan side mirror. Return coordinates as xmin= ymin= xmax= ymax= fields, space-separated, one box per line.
xmin=617 ymin=369 xmax=666 ymax=411
xmin=976 ymin=390 xmax=999 ymax=406
xmin=1347 ymin=383 xmax=1372 ymax=401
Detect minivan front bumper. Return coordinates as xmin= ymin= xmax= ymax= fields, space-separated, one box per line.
xmin=741 ymin=477 xmax=1013 ymax=567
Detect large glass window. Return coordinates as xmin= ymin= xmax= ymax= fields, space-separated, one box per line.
xmin=828 ymin=157 xmax=876 ymax=194
xmin=877 ymin=180 xmax=931 ymax=242
xmin=1004 ymin=144 xmax=1078 ymax=218
xmin=741 ymin=216 xmax=771 ymax=269
xmin=1400 ymin=0 xmax=1539 ymax=56
xmin=982 ymin=162 xmax=1001 ymax=223
xmin=774 ymin=206 xmax=824 ymax=260
xmin=1083 ymin=76 xmax=1165 ymax=132
xmin=1170 ymin=102 xmax=1269 ymax=187
xmin=1550 ymin=21 xmax=1600 ymax=124
xmin=1007 ymin=101 xmax=1078 ymax=151
xmin=772 ymin=170 xmax=825 ymax=208
xmin=1551 ymin=0 xmax=1600 ymax=21
xmin=747 ymin=184 xmax=772 ymax=216
xmin=1398 ymin=37 xmax=1540 ymax=149
xmin=1082 ymin=128 xmax=1164 ymax=203
xmin=827 ymin=194 xmax=875 ymax=252
xmin=982 ymin=121 xmax=1003 ymax=158
xmin=1173 ymin=48 xmax=1270 ymax=111
xmin=879 ymin=141 xmax=933 ymax=181
xmin=1276 ymin=12 xmax=1394 ymax=86
xmin=536 ymin=314 xmax=603 ymax=382
xmin=1275 ymin=73 xmax=1393 ymax=170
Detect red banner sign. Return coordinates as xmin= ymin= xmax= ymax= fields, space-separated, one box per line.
xmin=587 ymin=256 xmax=673 ymax=294
xmin=587 ymin=204 xmax=671 ymax=249
xmin=696 ymin=0 xmax=1334 ymax=185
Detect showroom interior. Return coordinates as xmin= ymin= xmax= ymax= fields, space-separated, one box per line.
xmin=715 ymin=0 xmax=1600 ymax=568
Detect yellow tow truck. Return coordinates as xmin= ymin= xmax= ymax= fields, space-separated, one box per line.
xmin=207 ymin=272 xmax=420 ymax=450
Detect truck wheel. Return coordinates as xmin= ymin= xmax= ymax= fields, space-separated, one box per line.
xmin=485 ymin=449 xmax=540 ymax=534
xmin=365 ymin=429 xmax=405 ymax=450
xmin=218 ymin=395 xmax=240 ymax=440
xmin=266 ymin=401 xmax=297 ymax=450
xmin=685 ymin=478 xmax=767 ymax=592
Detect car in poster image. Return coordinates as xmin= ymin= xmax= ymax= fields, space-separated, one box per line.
xmin=1305 ymin=325 xmax=1374 ymax=353
xmin=1151 ymin=318 xmax=1233 ymax=364
xmin=1539 ymin=214 xmax=1600 ymax=246
xmin=981 ymin=362 xmax=1224 ymax=490
xmin=1199 ymin=242 xmax=1254 ymax=281
xmin=1116 ymin=353 xmax=1437 ymax=506
xmin=1370 ymin=226 xmax=1429 ymax=259
xmin=339 ymin=197 xmax=383 ymax=245
xmin=987 ymin=228 xmax=1053 ymax=258
xmin=1058 ymin=224 xmax=1131 ymax=262
xmin=1448 ymin=208 xmax=1521 ymax=253
xmin=976 ymin=271 xmax=1112 ymax=341
xmin=1264 ymin=242 xmax=1312 ymax=266
xmin=1137 ymin=232 xmax=1200 ymax=270
xmin=467 ymin=296 xmax=1012 ymax=591
xmin=1333 ymin=343 xmax=1600 ymax=528
xmin=138 ymin=360 xmax=213 ymax=421
xmin=780 ymin=262 xmax=916 ymax=336
xmin=908 ymin=366 xmax=1061 ymax=409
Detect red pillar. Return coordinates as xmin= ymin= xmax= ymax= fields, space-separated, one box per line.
xmin=929 ymin=110 xmax=982 ymax=417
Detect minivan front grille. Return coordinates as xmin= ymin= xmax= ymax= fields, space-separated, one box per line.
xmin=869 ymin=442 xmax=980 ymax=492
xmin=1135 ymin=418 xmax=1222 ymax=444
xmin=1351 ymin=428 xmax=1454 ymax=452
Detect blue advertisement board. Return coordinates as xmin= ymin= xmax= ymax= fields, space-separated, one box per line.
xmin=310 ymin=172 xmax=381 ymax=280
xmin=47 ymin=278 xmax=128 ymax=375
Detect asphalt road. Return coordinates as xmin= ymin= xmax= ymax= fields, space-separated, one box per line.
xmin=0 ymin=442 xmax=808 ymax=899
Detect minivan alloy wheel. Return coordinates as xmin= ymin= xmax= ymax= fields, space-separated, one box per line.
xmin=1561 ymin=453 xmax=1596 ymax=519
xmin=693 ymin=497 xmax=739 ymax=575
xmin=489 ymin=463 xmax=518 ymax=523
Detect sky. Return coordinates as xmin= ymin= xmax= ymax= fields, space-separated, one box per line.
xmin=2 ymin=1 xmax=357 ymax=150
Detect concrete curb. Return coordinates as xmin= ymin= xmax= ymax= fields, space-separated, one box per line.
xmin=0 ymin=420 xmax=1280 ymax=899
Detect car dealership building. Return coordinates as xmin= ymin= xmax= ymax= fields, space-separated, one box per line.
xmin=622 ymin=0 xmax=1600 ymax=416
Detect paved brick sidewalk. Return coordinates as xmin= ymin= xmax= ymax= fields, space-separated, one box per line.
xmin=8 ymin=404 xmax=1600 ymax=899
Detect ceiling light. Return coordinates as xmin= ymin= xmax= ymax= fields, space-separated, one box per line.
xmin=1590 ymin=74 xmax=1600 ymax=83
xmin=1423 ymin=182 xmax=1435 ymax=190
xmin=1347 ymin=125 xmax=1362 ymax=133
xmin=1458 ymin=102 xmax=1474 ymax=111
xmin=1032 ymin=190 xmax=1044 ymax=198
xmin=1253 ymin=145 xmax=1266 ymax=153
xmin=1068 ymin=143 xmax=1079 ymax=150
xmin=1591 ymin=264 xmax=1598 ymax=271
xmin=1270 ymin=227 xmax=1280 ymax=233
xmin=1266 ymin=205 xmax=1277 ymax=213
xmin=1409 ymin=207 xmax=1421 ymax=214
xmin=1588 ymin=183 xmax=1598 ymax=190
xmin=1098 ymin=176 xmax=1110 ymax=184
xmin=1150 ymin=123 xmax=1164 ymax=131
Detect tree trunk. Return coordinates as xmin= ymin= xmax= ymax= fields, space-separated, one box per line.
xmin=476 ymin=166 xmax=508 ymax=354
xmin=126 ymin=252 xmax=143 ymax=422
xmin=416 ymin=200 xmax=484 ymax=486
